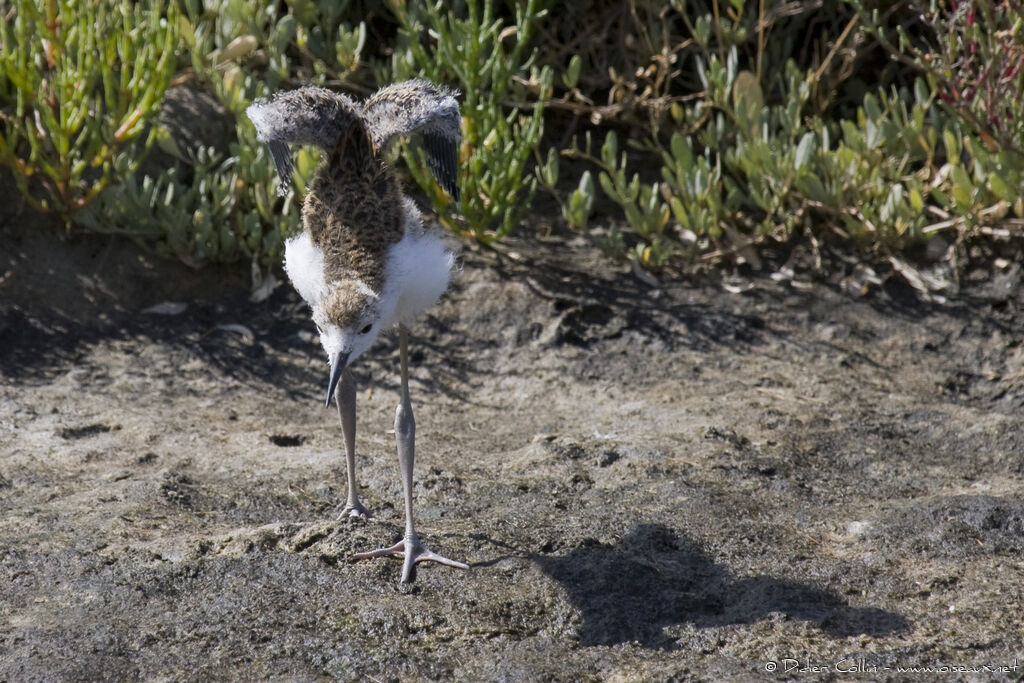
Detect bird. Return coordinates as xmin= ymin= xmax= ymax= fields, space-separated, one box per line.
xmin=246 ymin=79 xmax=467 ymax=583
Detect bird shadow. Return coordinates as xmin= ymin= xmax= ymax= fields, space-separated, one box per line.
xmin=532 ymin=523 xmax=909 ymax=649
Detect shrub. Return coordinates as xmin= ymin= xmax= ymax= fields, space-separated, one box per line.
xmin=80 ymin=0 xmax=318 ymax=268
xmin=854 ymin=0 xmax=1024 ymax=155
xmin=543 ymin=0 xmax=1024 ymax=277
xmin=0 ymin=0 xmax=179 ymax=218
xmin=388 ymin=0 xmax=553 ymax=242
xmin=78 ymin=0 xmax=390 ymax=268
xmin=4 ymin=0 xmax=1021 ymax=279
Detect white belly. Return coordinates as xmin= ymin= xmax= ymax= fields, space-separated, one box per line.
xmin=284 ymin=198 xmax=455 ymax=327
xmin=383 ymin=228 xmax=455 ymax=326
xmin=283 ymin=232 xmax=329 ymax=307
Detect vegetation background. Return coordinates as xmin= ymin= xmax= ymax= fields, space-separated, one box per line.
xmin=1 ymin=0 xmax=1022 ymax=292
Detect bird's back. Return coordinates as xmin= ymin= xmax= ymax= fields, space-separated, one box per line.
xmin=303 ymin=119 xmax=404 ymax=294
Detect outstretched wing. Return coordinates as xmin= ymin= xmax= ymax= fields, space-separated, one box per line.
xmin=362 ymin=79 xmax=461 ymax=201
xmin=246 ymin=86 xmax=363 ymax=196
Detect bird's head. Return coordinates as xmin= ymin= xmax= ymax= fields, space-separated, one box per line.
xmin=314 ymin=279 xmax=384 ymax=406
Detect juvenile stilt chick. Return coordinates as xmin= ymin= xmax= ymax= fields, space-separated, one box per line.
xmin=247 ymin=80 xmax=466 ymax=583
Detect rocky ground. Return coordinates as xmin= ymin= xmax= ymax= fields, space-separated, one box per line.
xmin=2 ymin=191 xmax=1024 ymax=680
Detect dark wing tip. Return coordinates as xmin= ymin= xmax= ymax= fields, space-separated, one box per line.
xmin=267 ymin=140 xmax=294 ymax=197
xmin=423 ymin=130 xmax=460 ymax=202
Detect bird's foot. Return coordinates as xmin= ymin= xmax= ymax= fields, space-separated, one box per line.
xmin=337 ymin=500 xmax=371 ymax=520
xmin=350 ymin=533 xmax=469 ymax=583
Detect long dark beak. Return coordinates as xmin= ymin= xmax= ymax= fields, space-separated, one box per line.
xmin=325 ymin=351 xmax=349 ymax=407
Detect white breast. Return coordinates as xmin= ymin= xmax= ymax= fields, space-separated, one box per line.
xmin=283 ymin=231 xmax=329 ymax=307
xmin=383 ymin=201 xmax=456 ymax=326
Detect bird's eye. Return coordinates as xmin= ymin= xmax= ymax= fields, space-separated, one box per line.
xmin=359 ymin=324 xmax=372 ymax=335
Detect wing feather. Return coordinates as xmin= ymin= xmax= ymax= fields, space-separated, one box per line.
xmin=422 ymin=130 xmax=460 ymax=201
xmin=363 ymin=79 xmax=461 ymax=201
xmin=246 ymin=87 xmax=362 ymax=196
xmin=266 ymin=140 xmax=294 ymax=194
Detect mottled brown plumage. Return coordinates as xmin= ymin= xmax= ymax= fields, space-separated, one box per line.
xmin=303 ymin=120 xmax=403 ymax=326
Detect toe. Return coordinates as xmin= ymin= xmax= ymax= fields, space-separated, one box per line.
xmin=338 ymin=502 xmax=371 ymax=520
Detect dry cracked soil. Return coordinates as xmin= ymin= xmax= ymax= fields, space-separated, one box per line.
xmin=2 ymin=180 xmax=1024 ymax=681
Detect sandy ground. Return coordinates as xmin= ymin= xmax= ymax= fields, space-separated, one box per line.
xmin=2 ymin=189 xmax=1024 ymax=681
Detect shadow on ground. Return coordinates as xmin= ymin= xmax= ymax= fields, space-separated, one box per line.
xmin=491 ymin=245 xmax=772 ymax=354
xmin=534 ymin=524 xmax=910 ymax=649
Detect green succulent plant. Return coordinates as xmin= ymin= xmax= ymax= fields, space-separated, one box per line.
xmin=0 ymin=0 xmax=179 ymax=219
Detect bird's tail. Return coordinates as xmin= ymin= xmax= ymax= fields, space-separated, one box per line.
xmin=246 ymin=87 xmax=365 ymax=195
